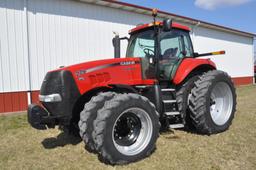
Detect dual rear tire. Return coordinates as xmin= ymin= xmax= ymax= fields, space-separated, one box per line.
xmin=188 ymin=70 xmax=236 ymax=134
xmin=177 ymin=70 xmax=236 ymax=134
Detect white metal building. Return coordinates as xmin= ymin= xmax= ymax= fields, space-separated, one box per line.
xmin=0 ymin=0 xmax=255 ymax=113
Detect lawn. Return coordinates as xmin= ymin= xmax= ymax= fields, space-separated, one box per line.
xmin=0 ymin=85 xmax=256 ymax=170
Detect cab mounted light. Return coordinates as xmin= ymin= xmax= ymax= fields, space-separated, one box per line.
xmin=152 ymin=8 xmax=158 ymax=17
xmin=152 ymin=8 xmax=158 ymax=27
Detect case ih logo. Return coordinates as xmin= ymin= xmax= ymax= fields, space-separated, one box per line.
xmin=120 ymin=61 xmax=135 ymax=66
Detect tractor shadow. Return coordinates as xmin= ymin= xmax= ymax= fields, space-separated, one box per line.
xmin=160 ymin=128 xmax=183 ymax=139
xmin=160 ymin=125 xmax=201 ymax=139
xmin=41 ymin=132 xmax=82 ymax=149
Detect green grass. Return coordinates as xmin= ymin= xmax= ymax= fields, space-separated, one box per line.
xmin=0 ymin=85 xmax=256 ymax=170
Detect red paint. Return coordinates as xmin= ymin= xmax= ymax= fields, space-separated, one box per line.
xmin=11 ymin=92 xmax=20 ymax=112
xmin=0 ymin=91 xmax=28 ymax=114
xmin=232 ymin=77 xmax=253 ymax=85
xmin=102 ymin=0 xmax=255 ymax=37
xmin=3 ymin=93 xmax=13 ymax=113
xmin=53 ymin=57 xmax=155 ymax=95
xmin=129 ymin=22 xmax=190 ymax=34
xmin=0 ymin=94 xmax=4 ymax=113
xmin=53 ymin=57 xmax=218 ymax=95
xmin=172 ymin=58 xmax=216 ymax=85
xmin=19 ymin=92 xmax=28 ymax=111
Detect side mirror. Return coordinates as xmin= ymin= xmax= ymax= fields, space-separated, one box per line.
xmin=163 ymin=19 xmax=172 ymax=32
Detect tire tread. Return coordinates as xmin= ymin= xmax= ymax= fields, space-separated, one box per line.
xmin=92 ymin=93 xmax=160 ymax=165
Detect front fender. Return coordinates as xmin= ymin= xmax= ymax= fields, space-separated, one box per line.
xmin=172 ymin=58 xmax=216 ymax=84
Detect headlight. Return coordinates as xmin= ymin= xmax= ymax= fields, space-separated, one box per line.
xmin=39 ymin=94 xmax=62 ymax=102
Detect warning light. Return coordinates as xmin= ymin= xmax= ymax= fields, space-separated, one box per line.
xmin=152 ymin=8 xmax=158 ymax=17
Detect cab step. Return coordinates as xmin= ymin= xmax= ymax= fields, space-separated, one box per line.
xmin=161 ymin=88 xmax=175 ymax=92
xmin=169 ymin=124 xmax=184 ymax=129
xmin=163 ymin=100 xmax=176 ymax=103
xmin=165 ymin=111 xmax=180 ymax=116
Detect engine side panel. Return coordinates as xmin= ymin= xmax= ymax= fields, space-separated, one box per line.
xmin=62 ymin=58 xmax=155 ymax=94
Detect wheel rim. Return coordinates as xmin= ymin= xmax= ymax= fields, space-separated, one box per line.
xmin=112 ymin=108 xmax=153 ymax=156
xmin=210 ymin=82 xmax=233 ymax=126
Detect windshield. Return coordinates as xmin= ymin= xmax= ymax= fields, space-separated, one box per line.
xmin=126 ymin=29 xmax=193 ymax=58
xmin=126 ymin=30 xmax=155 ymax=58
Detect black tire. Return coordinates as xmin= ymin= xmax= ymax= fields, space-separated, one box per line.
xmin=189 ymin=70 xmax=237 ymax=134
xmin=176 ymin=75 xmax=199 ymax=130
xmin=78 ymin=92 xmax=117 ymax=152
xmin=92 ymin=93 xmax=160 ymax=165
xmin=61 ymin=124 xmax=80 ymax=137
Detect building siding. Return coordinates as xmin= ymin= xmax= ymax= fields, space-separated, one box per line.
xmin=193 ymin=26 xmax=254 ymax=78
xmin=0 ymin=0 xmax=30 ymax=93
xmin=0 ymin=0 xmax=254 ymax=113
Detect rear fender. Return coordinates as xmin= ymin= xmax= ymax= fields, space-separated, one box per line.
xmin=172 ymin=58 xmax=216 ymax=85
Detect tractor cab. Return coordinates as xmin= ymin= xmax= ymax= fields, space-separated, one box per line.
xmin=126 ymin=21 xmax=193 ymax=81
xmin=112 ymin=8 xmax=195 ymax=83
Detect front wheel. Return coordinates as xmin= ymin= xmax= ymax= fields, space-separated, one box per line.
xmin=189 ymin=70 xmax=237 ymax=134
xmin=92 ymin=93 xmax=160 ymax=165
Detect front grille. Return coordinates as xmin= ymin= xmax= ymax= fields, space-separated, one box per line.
xmin=40 ymin=71 xmax=63 ymax=95
xmin=40 ymin=70 xmax=81 ymax=118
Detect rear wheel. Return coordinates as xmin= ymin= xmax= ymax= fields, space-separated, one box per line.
xmin=189 ymin=70 xmax=236 ymax=134
xmin=92 ymin=93 xmax=160 ymax=165
xmin=176 ymin=75 xmax=199 ymax=129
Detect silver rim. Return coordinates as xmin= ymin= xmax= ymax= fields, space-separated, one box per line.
xmin=112 ymin=108 xmax=153 ymax=156
xmin=210 ymin=82 xmax=233 ymax=126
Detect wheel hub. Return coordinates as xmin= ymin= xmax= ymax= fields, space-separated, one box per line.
xmin=209 ymin=82 xmax=233 ymax=126
xmin=112 ymin=107 xmax=153 ymax=156
xmin=114 ymin=112 xmax=141 ymax=146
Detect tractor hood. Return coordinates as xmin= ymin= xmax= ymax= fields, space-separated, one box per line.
xmin=48 ymin=57 xmax=147 ymax=94
xmin=53 ymin=58 xmax=140 ymax=74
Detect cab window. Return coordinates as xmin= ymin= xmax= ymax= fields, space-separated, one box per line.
xmin=126 ymin=30 xmax=155 ymax=58
xmin=160 ymin=29 xmax=193 ymax=59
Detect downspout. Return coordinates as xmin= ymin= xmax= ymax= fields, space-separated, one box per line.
xmin=24 ymin=0 xmax=32 ymax=104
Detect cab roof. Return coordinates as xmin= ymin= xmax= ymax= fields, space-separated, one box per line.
xmin=129 ymin=21 xmax=191 ymax=34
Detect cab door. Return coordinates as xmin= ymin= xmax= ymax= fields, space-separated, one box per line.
xmin=158 ymin=29 xmax=194 ymax=81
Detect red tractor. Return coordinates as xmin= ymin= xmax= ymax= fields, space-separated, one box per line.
xmin=28 ymin=10 xmax=236 ymax=164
